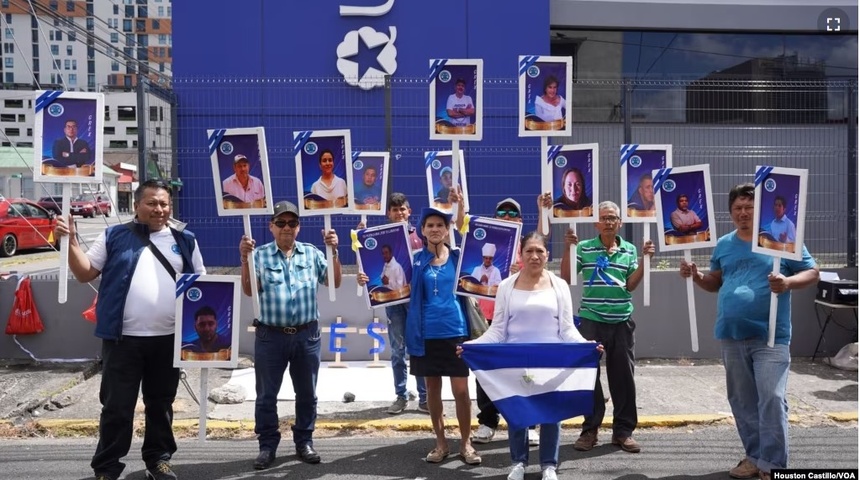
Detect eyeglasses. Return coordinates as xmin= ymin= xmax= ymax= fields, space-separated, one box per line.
xmin=599 ymin=216 xmax=620 ymax=224
xmin=273 ymin=219 xmax=300 ymax=229
xmin=496 ymin=209 xmax=520 ymax=218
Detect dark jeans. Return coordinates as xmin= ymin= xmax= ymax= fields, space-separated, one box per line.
xmin=578 ymin=317 xmax=638 ymax=438
xmin=254 ymin=322 xmax=321 ymax=453
xmin=91 ymin=335 xmax=179 ymax=479
xmin=475 ymin=378 xmax=500 ymax=429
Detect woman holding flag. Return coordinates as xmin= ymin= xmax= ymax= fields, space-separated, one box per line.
xmin=460 ymin=231 xmax=602 ymax=480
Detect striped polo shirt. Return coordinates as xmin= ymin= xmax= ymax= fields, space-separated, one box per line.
xmin=253 ymin=240 xmax=328 ymax=327
xmin=576 ymin=235 xmax=639 ymax=324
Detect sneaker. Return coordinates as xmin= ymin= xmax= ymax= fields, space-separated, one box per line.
xmin=145 ymin=461 xmax=177 ymax=480
xmin=417 ymin=401 xmax=429 ymax=413
xmin=573 ymin=429 xmax=598 ymax=451
xmin=528 ymin=428 xmax=539 ymax=446
xmin=730 ymin=458 xmax=760 ymax=479
xmin=507 ymin=462 xmax=525 ymax=480
xmin=471 ymin=424 xmax=495 ymax=444
xmin=386 ymin=397 xmax=408 ymax=415
xmin=611 ymin=436 xmax=641 ymax=453
xmin=542 ymin=467 xmax=559 ymax=480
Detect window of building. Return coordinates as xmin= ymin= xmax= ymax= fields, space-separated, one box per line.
xmin=15 ymin=142 xmax=32 ymax=148
xmin=149 ymin=106 xmax=158 ymax=121
xmin=87 ymin=74 xmax=95 ymax=89
xmin=49 ymin=31 xmax=55 ymax=41
xmin=110 ymin=33 xmax=118 ymax=43
xmin=159 ymin=62 xmax=165 ymax=73
xmin=26 ymin=128 xmax=32 ymax=136
xmin=109 ymin=140 xmax=128 ymax=148
xmin=0 ymin=114 xmax=13 ymax=122
xmin=123 ymin=19 xmax=132 ymax=32
xmin=16 ymin=114 xmax=23 ymax=122
xmin=125 ymin=5 xmax=134 ymax=16
xmin=155 ymin=127 xmax=162 ymax=135
xmin=3 ymin=101 xmax=22 ymax=110
xmin=152 ymin=19 xmax=160 ymax=30
xmin=56 ymin=30 xmax=62 ymax=41
xmin=138 ymin=6 xmax=148 ymax=17
xmin=137 ymin=34 xmax=147 ymax=46
xmin=64 ymin=59 xmax=70 ymax=70
xmin=4 ymin=28 xmax=12 ymax=40
xmin=51 ymin=45 xmax=59 ymax=55
xmin=66 ymin=1 xmax=74 ymax=12
xmin=3 ymin=72 xmax=12 ymax=83
xmin=118 ymin=106 xmax=136 ymax=121
xmin=2 ymin=43 xmax=12 ymax=54
xmin=54 ymin=59 xmax=61 ymax=70
xmin=68 ymin=73 xmax=76 ymax=85
xmin=32 ymin=59 xmax=38 ymax=70
xmin=67 ymin=31 xmax=75 ymax=41
xmin=104 ymin=126 xmax=115 ymax=134
xmin=86 ymin=18 xmax=93 ymax=29
xmin=113 ymin=5 xmax=118 ymax=14
xmin=3 ymin=57 xmax=12 ymax=68
xmin=5 ymin=128 xmax=20 ymax=136
xmin=49 ymin=0 xmax=58 ymax=11
xmin=157 ymin=6 xmax=164 ymax=16
xmin=126 ymin=126 xmax=138 ymax=135
xmin=111 ymin=61 xmax=119 ymax=71
xmin=123 ymin=0 xmax=132 ymax=5
xmin=158 ymin=34 xmax=166 ymax=45
xmin=167 ymin=6 xmax=171 ymax=16
xmin=4 ymin=13 xmax=10 ymax=23
xmin=135 ymin=20 xmax=145 ymax=32
xmin=71 ymin=60 xmax=76 ymax=69
xmin=1 ymin=1 xmax=8 ymax=8
xmin=66 ymin=45 xmax=72 ymax=55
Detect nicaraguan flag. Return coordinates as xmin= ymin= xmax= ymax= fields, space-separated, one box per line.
xmin=461 ymin=343 xmax=599 ymax=430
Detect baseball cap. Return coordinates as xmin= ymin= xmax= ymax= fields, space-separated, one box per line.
xmin=271 ymin=200 xmax=300 ymax=221
xmin=419 ymin=207 xmax=452 ymax=227
xmin=495 ymin=197 xmax=522 ymax=214
xmin=234 ymin=154 xmax=249 ymax=164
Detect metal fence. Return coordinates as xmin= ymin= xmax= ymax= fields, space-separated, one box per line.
xmin=174 ymin=77 xmax=857 ymax=268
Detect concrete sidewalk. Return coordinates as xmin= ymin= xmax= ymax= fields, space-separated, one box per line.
xmin=0 ymin=356 xmax=856 ymax=436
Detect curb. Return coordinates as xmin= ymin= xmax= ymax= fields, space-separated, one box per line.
xmin=3 ymin=412 xmax=854 ymax=437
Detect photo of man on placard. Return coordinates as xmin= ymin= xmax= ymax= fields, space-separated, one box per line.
xmin=40 ymin=98 xmax=98 ymax=177
xmin=177 ymin=280 xmax=236 ymax=363
xmin=352 ymin=155 xmax=386 ymax=211
xmin=755 ymin=172 xmax=802 ymax=254
xmin=356 ymin=224 xmax=413 ymax=308
xmin=658 ymin=171 xmax=713 ymax=247
xmin=455 ymin=218 xmax=521 ymax=300
xmin=622 ymin=148 xmax=669 ymax=220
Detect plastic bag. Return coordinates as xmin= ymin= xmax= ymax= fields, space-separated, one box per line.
xmin=5 ymin=276 xmax=44 ymax=335
xmin=82 ymin=294 xmax=97 ymax=323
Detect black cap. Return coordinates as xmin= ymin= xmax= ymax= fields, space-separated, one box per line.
xmin=272 ymin=200 xmax=299 ymax=221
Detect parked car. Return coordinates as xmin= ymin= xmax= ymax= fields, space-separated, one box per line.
xmin=71 ymin=193 xmax=111 ymax=218
xmin=0 ymin=199 xmax=58 ymax=257
xmin=37 ymin=196 xmax=63 ymax=215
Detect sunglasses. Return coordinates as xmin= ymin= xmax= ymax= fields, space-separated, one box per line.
xmin=273 ymin=219 xmax=300 ymax=229
xmin=496 ymin=209 xmax=520 ymax=218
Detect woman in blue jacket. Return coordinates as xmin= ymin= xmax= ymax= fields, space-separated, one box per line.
xmin=405 ymin=206 xmax=481 ymax=466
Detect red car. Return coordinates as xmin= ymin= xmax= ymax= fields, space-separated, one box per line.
xmin=71 ymin=193 xmax=112 ymax=218
xmin=0 ymin=199 xmax=58 ymax=257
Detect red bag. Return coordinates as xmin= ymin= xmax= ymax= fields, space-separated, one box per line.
xmin=5 ymin=276 xmax=44 ymax=335
xmin=82 ymin=294 xmax=97 ymax=323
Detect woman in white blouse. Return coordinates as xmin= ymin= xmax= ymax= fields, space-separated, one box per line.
xmin=464 ymin=231 xmax=600 ymax=480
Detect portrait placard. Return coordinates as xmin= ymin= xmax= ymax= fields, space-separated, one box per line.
xmin=350 ymin=151 xmax=390 ymax=215
xmin=293 ymin=130 xmax=353 ymax=216
xmin=653 ymin=164 xmax=717 ymax=252
xmin=355 ymin=223 xmax=414 ymax=308
xmin=33 ymin=91 xmax=104 ymax=183
xmin=518 ymin=55 xmax=572 ymax=137
xmin=424 ymin=150 xmax=470 ymax=214
xmin=455 ymin=216 xmax=522 ymax=300
xmin=751 ymin=166 xmax=808 ymax=261
xmin=208 ymin=127 xmax=274 ymax=216
xmin=429 ymin=58 xmax=483 ymax=141
xmin=547 ymin=143 xmax=599 ymax=223
xmin=174 ymin=274 xmax=241 ymax=369
xmin=620 ymin=144 xmax=673 ymax=223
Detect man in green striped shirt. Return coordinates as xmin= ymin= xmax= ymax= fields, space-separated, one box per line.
xmin=561 ymin=200 xmax=655 ymax=454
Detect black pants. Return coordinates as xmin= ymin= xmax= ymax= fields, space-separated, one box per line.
xmin=578 ymin=318 xmax=637 ymax=438
xmin=91 ymin=335 xmax=180 ymax=479
xmin=475 ymin=378 xmax=500 ymax=429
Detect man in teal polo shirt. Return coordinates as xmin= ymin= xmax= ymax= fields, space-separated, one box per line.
xmin=561 ymin=200 xmax=654 ymax=454
xmin=238 ymin=200 xmax=342 ymax=470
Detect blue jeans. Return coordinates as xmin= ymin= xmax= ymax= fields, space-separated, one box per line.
xmin=721 ymin=339 xmax=791 ymax=473
xmin=254 ymin=323 xmax=321 ymax=452
xmin=509 ymin=423 xmax=560 ymax=468
xmin=385 ymin=304 xmax=426 ymax=403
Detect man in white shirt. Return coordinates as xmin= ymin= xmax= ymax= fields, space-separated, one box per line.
xmin=446 ymin=78 xmax=475 ymax=127
xmin=471 ymin=243 xmax=502 ymax=286
xmin=381 ymin=244 xmax=405 ymax=291
xmin=223 ymin=154 xmax=266 ymax=205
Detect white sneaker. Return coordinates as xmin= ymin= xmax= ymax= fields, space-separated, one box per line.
xmin=542 ymin=467 xmax=558 ymax=480
xmin=472 ymin=424 xmax=495 ymax=444
xmin=528 ymin=428 xmax=539 ymax=446
xmin=507 ymin=463 xmax=525 ymax=480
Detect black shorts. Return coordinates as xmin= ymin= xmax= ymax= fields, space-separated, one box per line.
xmin=410 ymin=337 xmax=470 ymax=378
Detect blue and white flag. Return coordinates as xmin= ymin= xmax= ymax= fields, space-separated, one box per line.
xmin=461 ymin=343 xmax=599 ymax=430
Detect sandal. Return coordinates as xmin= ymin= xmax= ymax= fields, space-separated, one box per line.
xmin=425 ymin=446 xmax=450 ymax=463
xmin=460 ymin=446 xmax=482 ymax=465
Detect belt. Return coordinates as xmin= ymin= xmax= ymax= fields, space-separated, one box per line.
xmin=252 ymin=319 xmax=318 ymax=335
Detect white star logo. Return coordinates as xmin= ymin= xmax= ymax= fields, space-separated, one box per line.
xmin=336 ymin=26 xmax=398 ymax=90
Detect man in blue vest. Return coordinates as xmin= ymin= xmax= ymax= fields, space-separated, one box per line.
xmin=55 ymin=179 xmax=206 ymax=480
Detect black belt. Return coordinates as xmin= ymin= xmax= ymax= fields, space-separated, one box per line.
xmin=252 ymin=319 xmax=318 ymax=335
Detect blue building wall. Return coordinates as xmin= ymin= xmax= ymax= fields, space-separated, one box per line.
xmin=173 ymin=0 xmax=551 ymax=266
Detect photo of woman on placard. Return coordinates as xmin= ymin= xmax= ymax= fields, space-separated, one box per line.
xmin=534 ymin=75 xmax=565 ymax=123
xmin=310 ymin=148 xmax=348 ymax=207
xmin=551 ymin=148 xmax=595 ymax=219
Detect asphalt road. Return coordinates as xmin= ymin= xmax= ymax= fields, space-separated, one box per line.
xmin=0 ymin=425 xmax=855 ymax=480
